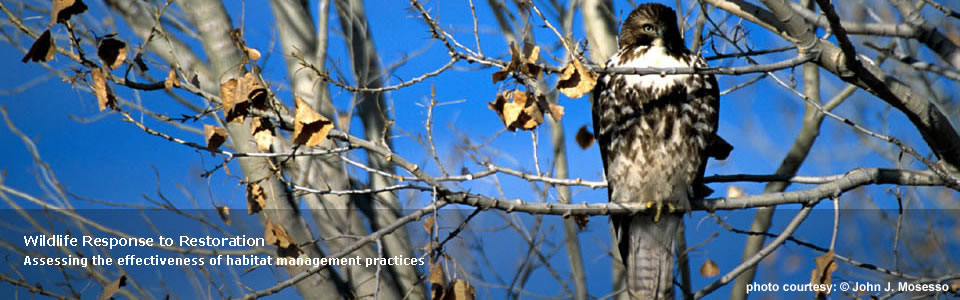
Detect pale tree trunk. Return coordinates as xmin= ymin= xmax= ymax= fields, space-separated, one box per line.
xmin=332 ymin=0 xmax=423 ymax=298
xmin=176 ymin=0 xmax=348 ymax=298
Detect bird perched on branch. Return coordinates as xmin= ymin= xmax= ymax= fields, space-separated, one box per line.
xmin=592 ymin=3 xmax=730 ymax=299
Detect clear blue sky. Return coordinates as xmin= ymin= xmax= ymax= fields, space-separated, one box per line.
xmin=1 ymin=0 xmax=957 ymax=299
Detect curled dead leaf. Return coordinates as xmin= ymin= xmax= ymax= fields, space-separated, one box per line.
xmin=487 ymin=90 xmax=546 ymax=131
xmin=427 ymin=260 xmax=445 ymax=285
xmin=492 ymin=43 xmax=542 ymax=83
xmin=230 ymin=29 xmax=263 ymax=61
xmin=700 ymin=258 xmax=719 ymax=277
xmin=21 ymin=29 xmax=55 ymax=63
xmin=810 ymin=250 xmax=838 ymax=298
xmin=97 ymin=274 xmax=126 ymax=300
xmin=216 ymin=205 xmax=231 ymax=226
xmin=522 ymin=45 xmax=540 ymax=64
xmin=164 ymin=66 xmax=178 ymax=89
xmin=491 ymin=70 xmax=509 ymax=84
xmin=219 ymin=79 xmax=240 ymax=121
xmin=573 ymin=214 xmax=588 ymax=231
xmin=219 ymin=73 xmax=268 ymax=123
xmin=511 ymin=43 xmax=542 ymax=79
xmin=443 ymin=279 xmax=475 ymax=300
xmin=246 ymin=181 xmax=267 ymax=214
xmin=239 ymin=72 xmax=269 ymax=110
xmin=487 ymin=93 xmax=518 ymax=128
xmin=245 ymin=47 xmax=261 ymax=60
xmin=264 ymin=221 xmax=292 ymax=247
xmin=90 ymin=67 xmax=116 ymax=111
xmin=556 ymin=58 xmax=597 ymax=99
xmin=575 ymin=125 xmax=595 ymax=149
xmin=264 ymin=220 xmax=301 ymax=257
xmin=423 ymin=216 xmax=435 ymax=234
xmin=203 ymin=125 xmax=228 ymax=152
xmin=293 ymin=97 xmax=334 ymax=147
xmin=51 ymin=0 xmax=87 ymax=26
xmin=97 ymin=38 xmax=126 ymax=70
xmin=251 ymin=117 xmax=275 ymax=152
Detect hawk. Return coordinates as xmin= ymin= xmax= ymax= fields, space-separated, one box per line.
xmin=592 ymin=3 xmax=729 ymax=299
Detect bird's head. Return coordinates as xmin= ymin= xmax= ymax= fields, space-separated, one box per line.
xmin=619 ymin=3 xmax=686 ymax=53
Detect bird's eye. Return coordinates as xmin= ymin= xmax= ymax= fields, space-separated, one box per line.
xmin=642 ymin=24 xmax=655 ymax=32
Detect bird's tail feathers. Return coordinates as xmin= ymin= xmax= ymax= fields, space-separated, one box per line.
xmin=624 ymin=213 xmax=680 ymax=299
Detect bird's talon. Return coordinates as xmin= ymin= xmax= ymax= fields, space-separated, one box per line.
xmin=653 ymin=202 xmax=663 ymax=223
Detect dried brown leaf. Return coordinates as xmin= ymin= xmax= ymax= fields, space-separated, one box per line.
xmin=264 ymin=221 xmax=292 ymax=247
xmin=293 ymin=97 xmax=333 ymax=147
xmin=487 ymin=90 xmax=545 ymax=131
xmin=500 ymin=98 xmax=524 ymax=128
xmin=423 ymin=216 xmax=435 ymax=234
xmin=514 ymin=93 xmax=544 ymax=130
xmin=239 ymin=72 xmax=268 ymax=110
xmin=51 ymin=0 xmax=87 ymax=25
xmin=522 ymin=45 xmax=542 ymax=78
xmin=164 ymin=66 xmax=178 ymax=89
xmin=218 ymin=73 xmax=266 ymax=123
xmin=575 ymin=125 xmax=595 ymax=149
xmin=700 ymin=258 xmax=719 ymax=277
xmin=491 ymin=70 xmax=509 ymax=83
xmin=251 ymin=117 xmax=275 ymax=152
xmin=97 ymin=274 xmax=126 ymax=300
xmin=523 ymin=45 xmax=540 ymax=64
xmin=810 ymin=250 xmax=838 ymax=297
xmin=443 ymin=279 xmax=475 ymax=300
xmin=90 ymin=67 xmax=115 ymax=111
xmin=427 ymin=261 xmax=445 ymax=285
xmin=97 ymin=38 xmax=126 ymax=70
xmin=508 ymin=43 xmax=542 ymax=79
xmin=492 ymin=43 xmax=542 ymax=84
xmin=219 ymin=79 xmax=238 ymax=116
xmin=556 ymin=58 xmax=597 ymax=99
xmin=727 ymin=186 xmax=746 ymax=198
xmin=573 ymin=214 xmax=588 ymax=231
xmin=203 ymin=125 xmax=227 ymax=152
xmin=216 ymin=205 xmax=231 ymax=226
xmin=487 ymin=95 xmax=506 ymax=123
xmin=245 ymin=46 xmax=261 ymax=60
xmin=264 ymin=220 xmax=301 ymax=257
xmin=246 ymin=182 xmax=266 ymax=214
xmin=21 ymin=29 xmax=55 ymax=63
